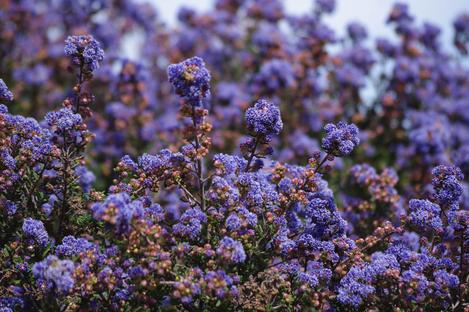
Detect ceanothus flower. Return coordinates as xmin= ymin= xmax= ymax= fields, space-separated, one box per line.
xmin=22 ymin=218 xmax=49 ymax=247
xmin=203 ymin=270 xmax=239 ymax=299
xmin=421 ymin=22 xmax=441 ymax=49
xmin=454 ymin=13 xmax=469 ymax=34
xmin=75 ymin=165 xmax=95 ymax=193
xmin=276 ymin=229 xmax=297 ymax=256
xmin=408 ymin=112 xmax=450 ymax=163
xmin=433 ymin=269 xmax=459 ymax=292
xmin=337 ymin=266 xmax=375 ymax=307
xmin=225 ymin=214 xmax=241 ymax=231
xmin=247 ymin=0 xmax=284 ymax=22
xmin=137 ymin=149 xmax=172 ymax=173
xmin=393 ymin=57 xmax=419 ymax=83
xmin=56 ymin=236 xmax=95 ymax=257
xmin=3 ymin=200 xmax=17 ymax=216
xmin=252 ymin=23 xmax=285 ymax=55
xmin=400 ymin=270 xmax=429 ymax=302
xmin=253 ymin=59 xmax=295 ymax=92
xmin=335 ymin=64 xmax=365 ymax=88
xmin=454 ymin=13 xmax=469 ymax=53
xmin=338 ymin=252 xmax=399 ymax=307
xmin=0 ymin=103 xmax=7 ymax=114
xmin=341 ymin=46 xmax=375 ymax=73
xmin=431 ymin=165 xmax=464 ymax=206
xmin=407 ymin=199 xmax=443 ymax=234
xmin=0 ymin=79 xmax=13 ymax=102
xmin=304 ymin=196 xmax=347 ymax=240
xmin=376 ymin=38 xmax=397 ymax=57
xmin=41 ymin=194 xmax=58 ymax=217
xmin=44 ymin=108 xmax=89 ymax=146
xmin=347 ymin=22 xmax=368 ymax=42
xmin=45 ymin=108 xmax=83 ymax=132
xmin=321 ymin=121 xmax=360 ymax=157
xmin=213 ymin=154 xmax=247 ymax=176
xmin=300 ymin=260 xmax=332 ymax=287
xmin=208 ymin=176 xmax=240 ymax=207
xmin=315 ymin=0 xmax=336 ymax=13
xmin=173 ymin=208 xmax=207 ymax=240
xmin=216 ymin=236 xmax=246 ymax=264
xmin=0 ymin=151 xmax=16 ymax=171
xmin=225 ymin=207 xmax=257 ymax=232
xmin=64 ymin=35 xmax=105 ymax=72
xmin=32 ymin=255 xmax=75 ymax=294
xmin=91 ymin=193 xmax=144 ymax=234
xmin=167 ymin=56 xmax=211 ymax=101
xmin=349 ymin=163 xmax=378 ymax=186
xmin=245 ymin=99 xmax=283 ymax=137
xmin=387 ymin=2 xmax=413 ymax=23
xmin=119 ymin=155 xmax=138 ymax=171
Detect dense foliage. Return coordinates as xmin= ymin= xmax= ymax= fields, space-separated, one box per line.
xmin=0 ymin=0 xmax=468 ymax=311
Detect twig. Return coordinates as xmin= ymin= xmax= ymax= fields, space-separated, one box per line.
xmin=245 ymin=134 xmax=261 ymax=172
xmin=191 ymin=104 xmax=206 ymax=211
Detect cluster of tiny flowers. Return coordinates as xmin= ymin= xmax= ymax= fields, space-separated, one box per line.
xmin=91 ymin=192 xmax=144 ymax=234
xmin=408 ymin=199 xmax=443 ymax=234
xmin=432 ymin=165 xmax=464 ymax=206
xmin=0 ymin=79 xmax=13 ymax=102
xmin=216 ymin=236 xmax=246 ymax=264
xmin=245 ymin=99 xmax=283 ymax=137
xmin=22 ymin=218 xmax=49 ymax=247
xmin=0 ymin=1 xmax=468 ymax=311
xmin=32 ymin=256 xmax=75 ymax=294
xmin=321 ymin=121 xmax=360 ymax=157
xmin=64 ymin=35 xmax=105 ymax=73
xmin=167 ymin=56 xmax=211 ymax=102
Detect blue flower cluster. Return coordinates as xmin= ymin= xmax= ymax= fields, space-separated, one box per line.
xmin=408 ymin=199 xmax=443 ymax=234
xmin=22 ymin=218 xmax=49 ymax=247
xmin=0 ymin=79 xmax=13 ymax=102
xmin=245 ymin=99 xmax=283 ymax=137
xmin=32 ymin=255 xmax=75 ymax=294
xmin=64 ymin=35 xmax=105 ymax=73
xmin=432 ymin=165 xmax=464 ymax=207
xmin=0 ymin=1 xmax=468 ymax=311
xmin=167 ymin=56 xmax=211 ymax=102
xmin=321 ymin=121 xmax=360 ymax=156
xmin=217 ymin=236 xmax=246 ymax=264
xmin=91 ymin=192 xmax=144 ymax=234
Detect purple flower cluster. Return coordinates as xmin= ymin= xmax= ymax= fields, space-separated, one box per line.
xmin=408 ymin=199 xmax=443 ymax=234
xmin=32 ymin=255 xmax=75 ymax=294
xmin=64 ymin=35 xmax=105 ymax=73
xmin=0 ymin=1 xmax=468 ymax=311
xmin=245 ymin=99 xmax=283 ymax=137
xmin=173 ymin=208 xmax=207 ymax=240
xmin=253 ymin=59 xmax=295 ymax=92
xmin=217 ymin=236 xmax=246 ymax=264
xmin=338 ymin=252 xmax=400 ymax=307
xmin=74 ymin=165 xmax=95 ymax=193
xmin=321 ymin=121 xmax=360 ymax=157
xmin=91 ymin=192 xmax=144 ymax=234
xmin=347 ymin=22 xmax=368 ymax=42
xmin=22 ymin=218 xmax=49 ymax=247
xmin=167 ymin=56 xmax=211 ymax=102
xmin=432 ymin=165 xmax=464 ymax=206
xmin=55 ymin=235 xmax=95 ymax=257
xmin=0 ymin=79 xmax=13 ymax=102
xmin=316 ymin=0 xmax=336 ymax=14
